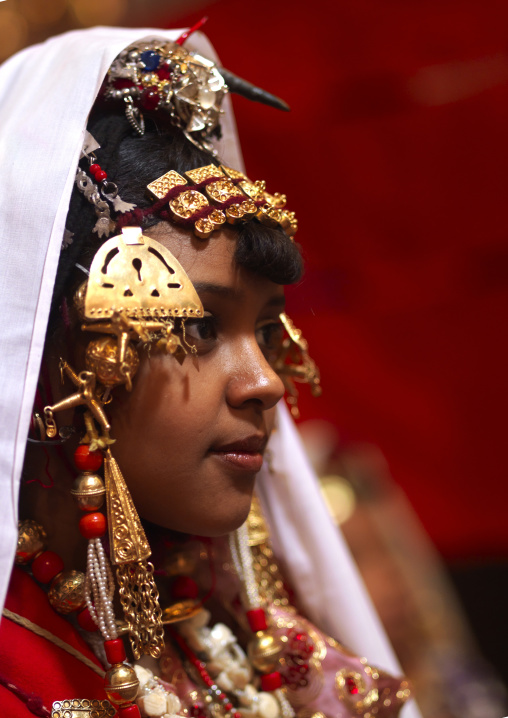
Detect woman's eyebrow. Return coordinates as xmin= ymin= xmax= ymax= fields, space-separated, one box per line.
xmin=193 ymin=282 xmax=285 ymax=309
xmin=193 ymin=282 xmax=238 ymax=299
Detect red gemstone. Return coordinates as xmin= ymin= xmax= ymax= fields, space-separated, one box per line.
xmin=79 ymin=512 xmax=107 ymax=539
xmin=74 ymin=445 xmax=103 ymax=472
xmin=141 ymin=87 xmax=160 ymax=110
xmin=117 ymin=705 xmax=141 ymax=718
xmin=114 ymin=78 xmax=135 ymax=90
xmin=224 ymin=703 xmax=233 ymax=711
xmin=260 ymin=672 xmax=282 ymax=692
xmin=32 ymin=551 xmax=64 ymax=584
xmin=246 ymin=608 xmax=268 ymax=632
xmin=157 ymin=65 xmax=172 ymax=80
xmin=172 ymin=575 xmax=199 ymax=600
xmin=105 ymin=638 xmax=127 ymax=665
xmin=346 ymin=677 xmax=359 ymax=695
xmin=77 ymin=606 xmax=98 ymax=632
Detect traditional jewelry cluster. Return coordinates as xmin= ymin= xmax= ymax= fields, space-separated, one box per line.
xmin=101 ymin=37 xmax=228 ymax=152
xmin=146 ymin=164 xmax=297 ymax=241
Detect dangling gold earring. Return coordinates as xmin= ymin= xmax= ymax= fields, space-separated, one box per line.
xmin=104 ymin=450 xmax=164 ymax=659
xmin=43 ymin=227 xmax=205 ymax=661
xmin=273 ymin=312 xmax=322 ymax=419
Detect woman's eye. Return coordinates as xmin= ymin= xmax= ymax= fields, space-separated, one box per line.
xmin=255 ymin=321 xmax=284 ymax=361
xmin=180 ymin=315 xmax=218 ymax=352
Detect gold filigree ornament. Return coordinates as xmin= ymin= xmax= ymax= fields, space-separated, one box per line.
xmin=45 ymin=227 xmax=203 ymax=438
xmin=51 ymin=699 xmax=115 ymax=718
xmin=335 ymin=666 xmax=411 ymax=717
xmin=147 ymin=164 xmax=297 ymax=240
xmin=272 ymin=313 xmax=322 ymax=419
xmin=105 ymin=449 xmax=165 ymax=660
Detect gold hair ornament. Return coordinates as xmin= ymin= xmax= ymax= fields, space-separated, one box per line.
xmin=102 ymin=38 xmax=289 ymax=154
xmin=147 ymin=164 xmax=297 ymax=240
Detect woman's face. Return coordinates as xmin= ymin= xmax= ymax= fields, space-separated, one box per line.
xmin=107 ymin=222 xmax=286 ymax=536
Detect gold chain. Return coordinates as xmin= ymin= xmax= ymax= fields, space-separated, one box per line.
xmin=116 ymin=560 xmax=164 ymax=660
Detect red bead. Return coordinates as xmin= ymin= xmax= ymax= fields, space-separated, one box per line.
xmin=117 ymin=705 xmax=141 ymax=718
xmin=105 ymin=638 xmax=127 ymax=665
xmin=32 ymin=551 xmax=64 ymax=584
xmin=77 ymin=607 xmax=98 ymax=632
xmin=172 ymin=575 xmax=199 ymax=600
xmin=246 ymin=608 xmax=267 ymax=632
xmin=79 ymin=512 xmax=106 ymax=539
xmin=346 ymin=677 xmax=359 ymax=695
xmin=89 ymin=164 xmax=101 ymax=175
xmin=224 ymin=703 xmax=233 ymax=711
xmin=260 ymin=672 xmax=282 ymax=692
xmin=141 ymin=86 xmax=160 ymax=110
xmin=74 ymin=445 xmax=103 ymax=471
xmin=233 ymin=713 xmax=242 ymax=718
xmin=94 ymin=169 xmax=107 ymax=182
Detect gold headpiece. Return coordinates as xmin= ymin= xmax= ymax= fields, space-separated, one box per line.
xmin=147 ymin=164 xmax=297 ymax=240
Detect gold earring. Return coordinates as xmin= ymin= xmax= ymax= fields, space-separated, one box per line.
xmin=273 ymin=312 xmax=322 ymax=419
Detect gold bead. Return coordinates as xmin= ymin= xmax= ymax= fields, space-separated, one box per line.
xmin=16 ymin=519 xmax=46 ymax=564
xmin=85 ymin=336 xmax=139 ymax=388
xmin=48 ymin=570 xmax=86 ymax=614
xmin=247 ymin=629 xmax=285 ymax=673
xmin=70 ymin=472 xmax=105 ymax=511
xmin=73 ymin=280 xmax=88 ymax=319
xmin=105 ymin=663 xmax=139 ymax=706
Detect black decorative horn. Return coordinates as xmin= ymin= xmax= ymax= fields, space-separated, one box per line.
xmin=218 ymin=68 xmax=290 ymax=112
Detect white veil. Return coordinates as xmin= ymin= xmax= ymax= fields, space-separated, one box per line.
xmin=0 ymin=27 xmax=420 ymax=718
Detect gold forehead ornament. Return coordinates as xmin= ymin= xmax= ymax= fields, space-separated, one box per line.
xmin=147 ymin=164 xmax=297 ymax=240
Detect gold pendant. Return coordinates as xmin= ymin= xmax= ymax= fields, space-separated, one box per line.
xmin=104 ymin=451 xmax=150 ymax=564
xmin=104 ymin=451 xmax=164 ymax=659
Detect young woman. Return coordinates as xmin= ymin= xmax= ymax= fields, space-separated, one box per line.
xmin=0 ymin=27 xmax=419 ymax=718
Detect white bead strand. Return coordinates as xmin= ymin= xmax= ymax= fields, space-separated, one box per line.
xmin=84 ymin=537 xmax=118 ymax=641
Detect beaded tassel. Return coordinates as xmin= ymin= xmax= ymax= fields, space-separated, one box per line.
xmin=229 ymin=525 xmax=294 ymax=715
xmin=85 ymin=538 xmax=117 ymax=641
xmin=72 ymin=444 xmax=142 ymax=718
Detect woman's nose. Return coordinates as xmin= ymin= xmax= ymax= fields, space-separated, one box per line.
xmin=225 ymin=338 xmax=285 ymax=411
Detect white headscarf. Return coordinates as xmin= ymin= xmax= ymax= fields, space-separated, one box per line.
xmin=0 ymin=27 xmax=420 ymax=718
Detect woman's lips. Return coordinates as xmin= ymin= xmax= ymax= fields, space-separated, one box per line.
xmin=209 ymin=436 xmax=267 ymax=472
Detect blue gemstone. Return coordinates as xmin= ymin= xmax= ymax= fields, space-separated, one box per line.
xmin=140 ymin=50 xmax=160 ymax=71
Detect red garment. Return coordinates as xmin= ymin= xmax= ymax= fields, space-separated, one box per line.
xmin=0 ymin=568 xmax=105 ymax=714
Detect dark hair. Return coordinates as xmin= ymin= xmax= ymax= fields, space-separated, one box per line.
xmin=51 ymin=109 xmax=303 ymax=324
